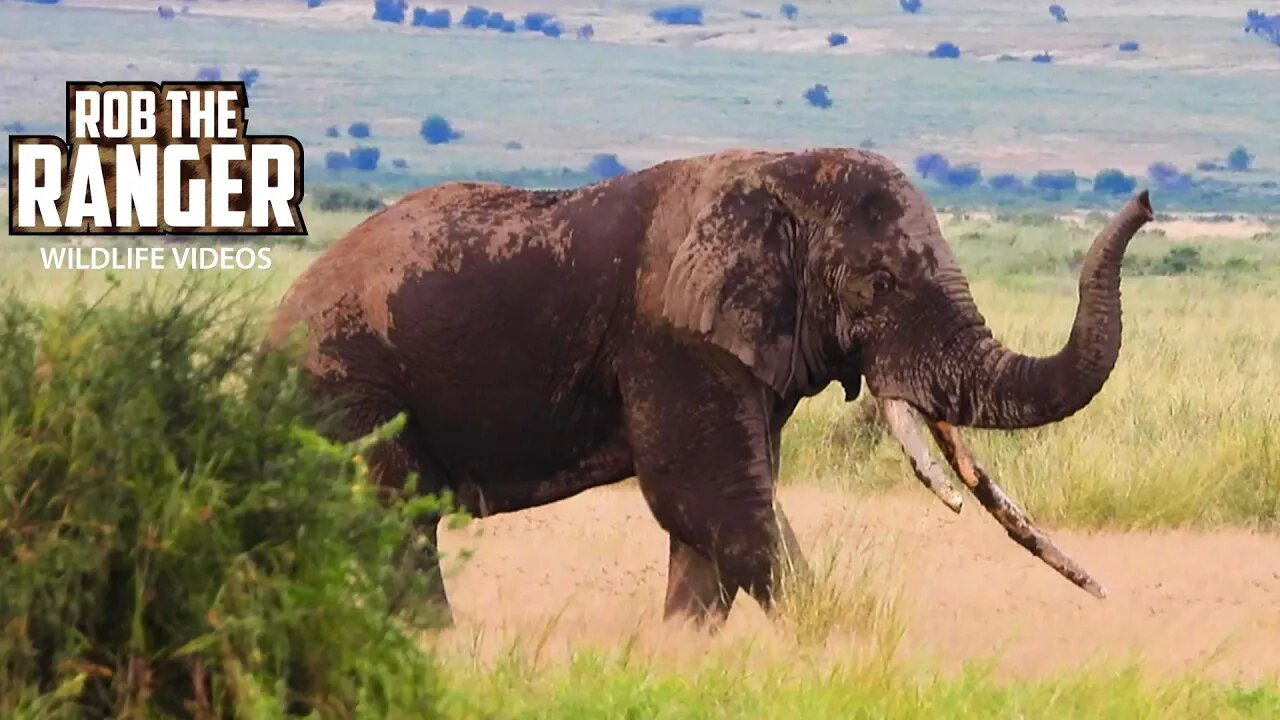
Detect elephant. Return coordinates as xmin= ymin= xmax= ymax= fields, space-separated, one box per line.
xmin=270 ymin=148 xmax=1153 ymax=626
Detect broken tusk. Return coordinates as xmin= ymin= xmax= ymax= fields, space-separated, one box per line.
xmin=929 ymin=421 xmax=1108 ymax=599
xmin=879 ymin=398 xmax=965 ymax=513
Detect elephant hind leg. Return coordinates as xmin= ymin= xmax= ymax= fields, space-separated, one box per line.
xmin=368 ymin=431 xmax=454 ymax=627
xmin=323 ymin=379 xmax=455 ymax=626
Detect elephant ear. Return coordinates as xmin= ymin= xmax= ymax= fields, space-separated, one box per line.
xmin=661 ymin=180 xmax=802 ymax=395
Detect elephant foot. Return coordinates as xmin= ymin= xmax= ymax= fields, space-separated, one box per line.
xmin=662 ymin=534 xmax=735 ymax=629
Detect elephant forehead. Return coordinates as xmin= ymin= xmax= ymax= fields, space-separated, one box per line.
xmin=770 ymin=153 xmax=951 ymax=272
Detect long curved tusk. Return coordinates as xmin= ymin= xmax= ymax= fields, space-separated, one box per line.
xmin=879 ymin=399 xmax=964 ymax=513
xmin=928 ymin=421 xmax=1108 ymax=599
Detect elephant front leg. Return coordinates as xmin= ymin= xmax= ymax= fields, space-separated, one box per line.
xmin=620 ymin=342 xmax=799 ymax=625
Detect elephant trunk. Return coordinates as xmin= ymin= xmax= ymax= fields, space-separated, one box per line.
xmin=942 ymin=191 xmax=1153 ymax=429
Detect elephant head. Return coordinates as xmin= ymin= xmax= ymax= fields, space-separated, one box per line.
xmin=662 ymin=149 xmax=1153 ymax=596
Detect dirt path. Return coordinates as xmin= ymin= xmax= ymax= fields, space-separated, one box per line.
xmin=437 ymin=486 xmax=1280 ymax=680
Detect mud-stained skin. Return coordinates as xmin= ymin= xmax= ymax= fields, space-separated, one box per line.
xmin=271 ymin=149 xmax=1150 ymax=624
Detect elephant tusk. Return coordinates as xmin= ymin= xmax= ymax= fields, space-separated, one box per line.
xmin=928 ymin=420 xmax=1108 ymax=599
xmin=879 ymin=398 xmax=964 ymax=513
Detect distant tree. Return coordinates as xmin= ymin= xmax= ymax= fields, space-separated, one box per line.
xmin=420 ymin=115 xmax=463 ymax=144
xmin=780 ymin=3 xmax=798 ymax=20
xmin=1093 ymin=169 xmax=1136 ymax=195
xmin=802 ymin=84 xmax=833 ymax=109
xmin=350 ymin=146 xmax=381 ymax=171
xmin=348 ymin=122 xmax=371 ymax=138
xmin=914 ymin=153 xmax=949 ymax=179
xmin=372 ymin=0 xmax=407 ymax=23
xmin=1031 ymin=51 xmax=1052 ymax=63
xmin=523 ymin=11 xmax=554 ymax=31
xmin=587 ymin=153 xmax=630 ymax=179
xmin=195 ymin=66 xmax=221 ymax=81
xmin=1147 ymin=162 xmax=1194 ymax=191
xmin=900 ymin=0 xmax=922 ymax=14
xmin=1118 ymin=40 xmax=1139 ymax=52
xmin=1245 ymin=10 xmax=1280 ymax=47
xmin=324 ymin=150 xmax=352 ymax=170
xmin=828 ymin=32 xmax=849 ymax=47
xmin=1049 ymin=4 xmax=1068 ymax=22
xmin=459 ymin=5 xmax=488 ymax=27
xmin=1227 ymin=146 xmax=1253 ymax=171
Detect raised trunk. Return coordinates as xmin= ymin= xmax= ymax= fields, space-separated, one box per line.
xmin=948 ymin=191 xmax=1153 ymax=429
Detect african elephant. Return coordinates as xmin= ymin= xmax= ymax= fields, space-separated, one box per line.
xmin=270 ymin=148 xmax=1153 ymax=625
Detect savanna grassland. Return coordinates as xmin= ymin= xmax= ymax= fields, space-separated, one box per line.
xmin=2 ymin=202 xmax=1279 ymax=717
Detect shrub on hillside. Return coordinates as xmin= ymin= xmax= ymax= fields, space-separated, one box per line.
xmin=928 ymin=42 xmax=960 ymax=59
xmin=0 ymin=282 xmax=444 ymax=717
xmin=523 ymin=11 xmax=554 ymax=31
xmin=350 ymin=145 xmax=381 ymax=170
xmin=828 ymin=32 xmax=848 ymax=47
xmin=1030 ymin=169 xmax=1078 ymax=191
xmin=900 ymin=0 xmax=922 ymax=14
xmin=780 ymin=3 xmax=798 ymax=20
xmin=651 ymin=4 xmax=703 ymax=25
xmin=313 ymin=184 xmax=387 ymax=211
xmin=989 ymin=173 xmax=1024 ymax=191
xmin=1093 ymin=168 xmax=1136 ymax=194
xmin=373 ymin=0 xmax=406 ymax=22
xmin=942 ymin=163 xmax=981 ymax=187
xmin=412 ymin=7 xmax=451 ymax=28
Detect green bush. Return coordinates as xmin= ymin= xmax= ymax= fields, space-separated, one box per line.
xmin=310 ymin=186 xmax=387 ymax=213
xmin=0 ymin=278 xmax=444 ymax=718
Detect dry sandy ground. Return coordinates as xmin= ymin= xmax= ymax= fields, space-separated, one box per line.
xmin=437 ymin=486 xmax=1280 ymax=681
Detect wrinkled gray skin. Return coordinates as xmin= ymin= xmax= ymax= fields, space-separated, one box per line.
xmin=271 ymin=148 xmax=1152 ymax=626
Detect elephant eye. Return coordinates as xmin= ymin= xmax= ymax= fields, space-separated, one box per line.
xmin=870 ymin=269 xmax=896 ymax=297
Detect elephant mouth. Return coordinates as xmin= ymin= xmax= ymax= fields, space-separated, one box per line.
xmin=877 ymin=397 xmax=1108 ymax=599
